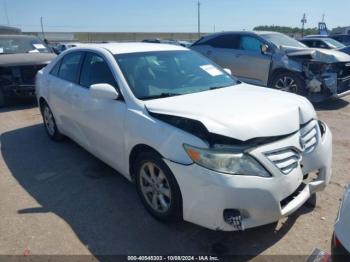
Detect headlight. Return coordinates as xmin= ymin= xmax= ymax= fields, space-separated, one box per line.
xmin=183 ymin=144 xmax=271 ymax=177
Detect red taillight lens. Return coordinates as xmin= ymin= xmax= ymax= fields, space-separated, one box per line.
xmin=333 ymin=232 xmax=342 ymax=248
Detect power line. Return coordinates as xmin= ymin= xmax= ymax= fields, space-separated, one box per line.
xmin=197 ymin=0 xmax=201 ymax=38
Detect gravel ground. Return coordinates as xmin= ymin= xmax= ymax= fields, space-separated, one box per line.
xmin=0 ymin=97 xmax=349 ymax=260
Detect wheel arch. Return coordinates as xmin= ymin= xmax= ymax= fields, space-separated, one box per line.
xmin=268 ymin=68 xmax=304 ymax=87
xmin=39 ymin=97 xmax=48 ymax=113
xmin=129 ymin=144 xmax=163 ymax=182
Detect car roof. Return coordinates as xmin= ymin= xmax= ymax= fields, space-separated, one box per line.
xmin=78 ymin=42 xmax=188 ymax=55
xmin=301 ymin=37 xmax=329 ymax=41
xmin=193 ymin=31 xmax=283 ymax=45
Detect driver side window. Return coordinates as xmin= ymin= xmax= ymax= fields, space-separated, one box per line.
xmin=239 ymin=36 xmax=263 ymax=52
xmin=80 ymin=52 xmax=117 ymax=88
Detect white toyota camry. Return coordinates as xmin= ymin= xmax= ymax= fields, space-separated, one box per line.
xmin=35 ymin=43 xmax=332 ymax=231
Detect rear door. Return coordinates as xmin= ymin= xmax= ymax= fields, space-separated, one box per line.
xmin=205 ymin=34 xmax=242 ymax=77
xmin=48 ymin=51 xmax=84 ymax=137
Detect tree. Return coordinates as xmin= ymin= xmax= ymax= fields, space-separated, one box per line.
xmin=253 ymin=25 xmax=318 ymax=36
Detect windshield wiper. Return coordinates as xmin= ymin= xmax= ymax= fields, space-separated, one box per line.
xmin=209 ymin=84 xmax=232 ymax=90
xmin=139 ymin=92 xmax=182 ymax=100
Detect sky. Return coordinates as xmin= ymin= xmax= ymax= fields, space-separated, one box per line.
xmin=1 ymin=0 xmax=349 ymax=33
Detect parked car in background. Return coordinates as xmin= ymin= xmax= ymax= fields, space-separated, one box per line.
xmin=0 ymin=35 xmax=56 ymax=107
xmin=191 ymin=31 xmax=350 ymax=102
xmin=177 ymin=40 xmax=193 ymax=47
xmin=142 ymin=38 xmax=192 ymax=47
xmin=339 ymin=46 xmax=350 ymax=56
xmin=330 ymin=34 xmax=350 ymax=46
xmin=36 ymin=43 xmax=332 ymax=231
xmin=142 ymin=39 xmax=178 ymax=45
xmin=300 ymin=37 xmax=345 ymax=50
xmin=53 ymin=42 xmax=88 ymax=54
xmin=332 ymin=185 xmax=350 ymax=261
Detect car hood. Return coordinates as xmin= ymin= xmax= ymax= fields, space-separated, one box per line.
xmin=0 ymin=53 xmax=56 ymax=67
xmin=144 ymin=84 xmax=316 ymax=141
xmin=281 ymin=46 xmax=350 ymax=63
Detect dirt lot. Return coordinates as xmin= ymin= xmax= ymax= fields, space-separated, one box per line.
xmin=0 ymin=97 xmax=349 ymax=260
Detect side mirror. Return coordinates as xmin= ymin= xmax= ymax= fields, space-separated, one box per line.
xmin=90 ymin=83 xmax=119 ymax=100
xmin=261 ymin=44 xmax=270 ymax=54
xmin=224 ymin=68 xmax=232 ymax=75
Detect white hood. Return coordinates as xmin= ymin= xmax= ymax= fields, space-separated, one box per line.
xmin=145 ymin=84 xmax=316 ymax=141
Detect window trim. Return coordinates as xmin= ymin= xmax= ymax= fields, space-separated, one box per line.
xmin=77 ymin=51 xmax=124 ymax=101
xmin=54 ymin=51 xmax=85 ymax=84
xmin=78 ymin=51 xmax=120 ymax=89
xmin=49 ymin=58 xmax=62 ymax=77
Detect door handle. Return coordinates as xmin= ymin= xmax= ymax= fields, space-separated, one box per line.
xmin=235 ymin=54 xmax=242 ymax=58
xmin=206 ymin=50 xmax=212 ymax=56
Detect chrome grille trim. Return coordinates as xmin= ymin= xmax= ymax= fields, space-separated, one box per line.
xmin=265 ymin=148 xmax=301 ymax=175
xmin=300 ymin=122 xmax=318 ymax=154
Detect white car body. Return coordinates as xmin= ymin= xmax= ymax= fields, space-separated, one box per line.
xmin=35 ymin=43 xmax=332 ymax=231
xmin=334 ymin=186 xmax=350 ymax=254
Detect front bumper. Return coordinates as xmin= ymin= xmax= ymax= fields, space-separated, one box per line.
xmin=165 ymin=120 xmax=332 ymax=231
xmin=331 ymin=76 xmax=350 ymax=99
xmin=2 ymin=84 xmax=36 ymax=98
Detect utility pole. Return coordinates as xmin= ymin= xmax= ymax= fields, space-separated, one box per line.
xmin=301 ymin=13 xmax=307 ymax=38
xmin=197 ymin=0 xmax=201 ymax=38
xmin=4 ymin=0 xmax=10 ymax=25
xmin=40 ymin=16 xmax=45 ymax=39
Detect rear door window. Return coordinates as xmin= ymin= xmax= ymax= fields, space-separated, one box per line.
xmin=207 ymin=35 xmax=240 ymax=49
xmin=58 ymin=52 xmax=83 ymax=83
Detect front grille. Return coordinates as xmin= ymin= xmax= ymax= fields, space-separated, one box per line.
xmin=19 ymin=65 xmax=46 ymax=85
xmin=265 ymin=148 xmax=301 ymax=175
xmin=300 ymin=122 xmax=318 ymax=154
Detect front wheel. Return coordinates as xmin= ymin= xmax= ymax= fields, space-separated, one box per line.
xmin=135 ymin=151 xmax=182 ymax=222
xmin=270 ymin=72 xmax=307 ymax=96
xmin=41 ymin=102 xmax=64 ymax=141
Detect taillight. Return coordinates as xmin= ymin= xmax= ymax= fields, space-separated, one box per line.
xmin=333 ymin=232 xmax=342 ymax=248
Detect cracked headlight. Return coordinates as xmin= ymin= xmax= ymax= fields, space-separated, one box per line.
xmin=183 ymin=144 xmax=271 ymax=177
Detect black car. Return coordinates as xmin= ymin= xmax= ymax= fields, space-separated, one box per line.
xmin=0 ymin=35 xmax=56 ymax=107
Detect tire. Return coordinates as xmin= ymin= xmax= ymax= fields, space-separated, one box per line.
xmin=134 ymin=151 xmax=182 ymax=222
xmin=41 ymin=102 xmax=64 ymax=141
xmin=0 ymin=88 xmax=5 ymax=108
xmin=270 ymin=71 xmax=307 ymax=96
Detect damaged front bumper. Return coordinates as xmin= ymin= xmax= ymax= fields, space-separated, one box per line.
xmin=164 ymin=120 xmax=332 ymax=231
xmin=304 ymin=62 xmax=350 ymax=101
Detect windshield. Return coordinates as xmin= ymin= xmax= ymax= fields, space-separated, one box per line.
xmin=323 ymin=38 xmax=345 ymax=49
xmin=115 ymin=50 xmax=237 ymax=100
xmin=0 ymin=36 xmax=51 ymax=54
xmin=261 ymin=33 xmax=307 ymax=49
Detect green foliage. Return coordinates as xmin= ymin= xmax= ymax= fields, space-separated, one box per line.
xmin=253 ymin=25 xmax=318 ymax=35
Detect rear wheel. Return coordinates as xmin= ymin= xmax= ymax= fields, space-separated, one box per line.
xmin=134 ymin=151 xmax=182 ymax=222
xmin=270 ymin=71 xmax=307 ymax=96
xmin=41 ymin=102 xmax=64 ymax=141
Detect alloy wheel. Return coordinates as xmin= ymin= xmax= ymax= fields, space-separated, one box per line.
xmin=139 ymin=162 xmax=172 ymax=213
xmin=43 ymin=106 xmax=56 ymax=136
xmin=274 ymin=76 xmax=298 ymax=93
